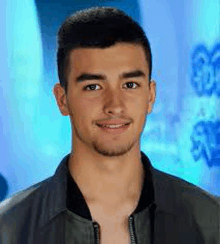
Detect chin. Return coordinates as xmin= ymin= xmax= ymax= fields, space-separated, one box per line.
xmin=92 ymin=141 xmax=135 ymax=157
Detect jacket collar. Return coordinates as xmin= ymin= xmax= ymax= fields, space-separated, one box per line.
xmin=39 ymin=151 xmax=176 ymax=228
xmin=38 ymin=154 xmax=69 ymax=228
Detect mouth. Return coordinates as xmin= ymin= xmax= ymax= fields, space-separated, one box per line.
xmin=96 ymin=123 xmax=130 ymax=134
xmin=97 ymin=123 xmax=130 ymax=128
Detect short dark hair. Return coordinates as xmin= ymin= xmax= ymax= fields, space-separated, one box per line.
xmin=57 ymin=6 xmax=152 ymax=94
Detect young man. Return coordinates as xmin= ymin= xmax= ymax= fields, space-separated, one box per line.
xmin=0 ymin=6 xmax=219 ymax=244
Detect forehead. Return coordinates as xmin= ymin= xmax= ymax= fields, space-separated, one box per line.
xmin=68 ymin=43 xmax=149 ymax=75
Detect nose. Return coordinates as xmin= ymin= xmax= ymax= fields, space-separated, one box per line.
xmin=103 ymin=89 xmax=125 ymax=115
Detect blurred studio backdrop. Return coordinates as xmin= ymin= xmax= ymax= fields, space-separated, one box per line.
xmin=0 ymin=0 xmax=219 ymax=201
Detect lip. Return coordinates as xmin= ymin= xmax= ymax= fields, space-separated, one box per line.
xmin=97 ymin=123 xmax=130 ymax=134
xmin=97 ymin=119 xmax=130 ymax=126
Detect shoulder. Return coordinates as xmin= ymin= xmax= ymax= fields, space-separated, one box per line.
xmin=153 ymin=168 xmax=220 ymax=232
xmin=156 ymin=168 xmax=219 ymax=207
xmin=0 ymin=153 xmax=69 ymax=243
xmin=0 ymin=176 xmax=53 ymax=238
xmin=0 ymin=177 xmax=52 ymax=216
xmin=0 ymin=177 xmax=54 ymax=243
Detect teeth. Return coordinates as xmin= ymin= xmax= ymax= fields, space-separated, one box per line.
xmin=103 ymin=124 xmax=125 ymax=128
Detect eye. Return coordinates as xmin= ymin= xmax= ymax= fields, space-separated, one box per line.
xmin=124 ymin=82 xmax=139 ymax=89
xmin=83 ymin=82 xmax=140 ymax=91
xmin=83 ymin=84 xmax=101 ymax=91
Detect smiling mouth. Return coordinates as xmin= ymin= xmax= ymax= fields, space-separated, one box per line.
xmin=97 ymin=123 xmax=130 ymax=128
xmin=96 ymin=123 xmax=130 ymax=134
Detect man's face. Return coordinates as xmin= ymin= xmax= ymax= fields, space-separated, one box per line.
xmin=54 ymin=43 xmax=156 ymax=157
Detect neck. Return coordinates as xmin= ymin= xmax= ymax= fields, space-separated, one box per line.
xmin=68 ymin=147 xmax=144 ymax=203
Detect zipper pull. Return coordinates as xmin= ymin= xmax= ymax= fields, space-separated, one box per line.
xmin=93 ymin=221 xmax=100 ymax=244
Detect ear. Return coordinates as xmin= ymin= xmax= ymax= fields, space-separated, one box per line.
xmin=147 ymin=80 xmax=156 ymax=114
xmin=53 ymin=83 xmax=69 ymax=116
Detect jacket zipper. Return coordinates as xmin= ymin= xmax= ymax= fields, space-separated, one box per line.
xmin=93 ymin=216 xmax=137 ymax=244
xmin=93 ymin=221 xmax=100 ymax=244
xmin=129 ymin=215 xmax=137 ymax=244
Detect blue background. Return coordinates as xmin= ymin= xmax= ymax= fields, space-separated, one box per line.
xmin=0 ymin=0 xmax=219 ymax=201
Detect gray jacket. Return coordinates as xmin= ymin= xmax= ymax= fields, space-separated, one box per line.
xmin=0 ymin=152 xmax=219 ymax=243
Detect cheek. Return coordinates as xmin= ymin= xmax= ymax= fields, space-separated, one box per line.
xmin=133 ymin=97 xmax=148 ymax=112
xmin=72 ymin=96 xmax=95 ymax=112
xmin=75 ymin=98 xmax=99 ymax=122
xmin=134 ymin=100 xmax=148 ymax=123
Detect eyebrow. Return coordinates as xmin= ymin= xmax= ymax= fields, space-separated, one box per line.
xmin=75 ymin=70 xmax=146 ymax=83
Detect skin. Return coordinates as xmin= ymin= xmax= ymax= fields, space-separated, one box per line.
xmin=53 ymin=42 xmax=156 ymax=215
